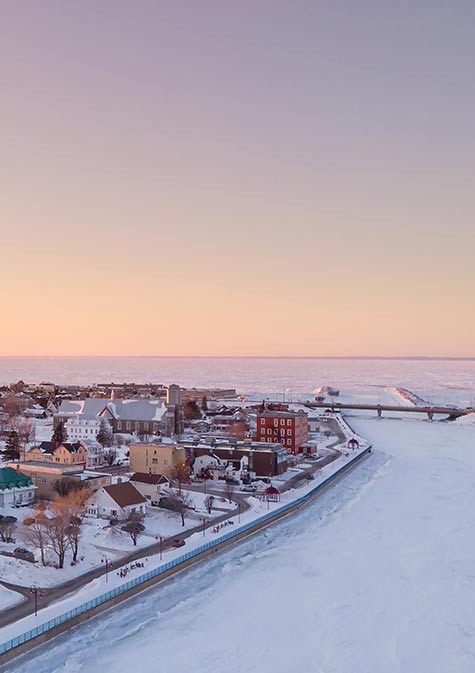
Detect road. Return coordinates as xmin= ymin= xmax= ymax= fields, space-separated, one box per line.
xmin=0 ymin=416 xmax=344 ymax=628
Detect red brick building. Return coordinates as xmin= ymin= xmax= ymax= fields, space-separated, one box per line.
xmin=256 ymin=411 xmax=309 ymax=455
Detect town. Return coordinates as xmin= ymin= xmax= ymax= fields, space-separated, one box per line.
xmin=0 ymin=379 xmax=367 ymax=629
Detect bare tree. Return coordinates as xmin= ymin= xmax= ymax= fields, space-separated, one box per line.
xmin=204 ymin=494 xmax=215 ymax=514
xmin=168 ymin=490 xmax=193 ymax=526
xmin=46 ymin=516 xmax=69 ymax=569
xmin=22 ymin=515 xmax=48 ymax=566
xmin=65 ymin=517 xmax=82 ymax=563
xmin=59 ymin=490 xmax=88 ymax=563
xmin=0 ymin=515 xmax=17 ymax=542
xmin=3 ymin=395 xmax=22 ymax=417
xmin=121 ymin=512 xmax=145 ymax=546
xmin=224 ymin=482 xmax=235 ymax=503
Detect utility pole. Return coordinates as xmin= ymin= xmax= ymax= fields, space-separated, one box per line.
xmin=30 ymin=587 xmax=43 ymax=616
xmin=101 ymin=556 xmax=111 ymax=583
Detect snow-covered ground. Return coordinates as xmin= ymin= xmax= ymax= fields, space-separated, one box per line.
xmin=5 ymin=414 xmax=475 ymax=672
xmin=0 ymin=491 xmax=235 ymax=588
xmin=0 ymin=585 xmax=22 ymax=611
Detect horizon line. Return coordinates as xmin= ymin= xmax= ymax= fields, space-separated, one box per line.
xmin=1 ymin=355 xmax=475 ymax=362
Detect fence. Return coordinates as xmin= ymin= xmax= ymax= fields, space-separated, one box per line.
xmin=0 ymin=446 xmax=370 ymax=657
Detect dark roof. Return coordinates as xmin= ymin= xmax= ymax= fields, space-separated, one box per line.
xmin=103 ymin=482 xmax=146 ymax=508
xmin=129 ymin=472 xmax=170 ymax=485
xmin=36 ymin=441 xmax=82 ymax=455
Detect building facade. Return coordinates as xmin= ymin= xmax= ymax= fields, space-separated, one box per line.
xmin=0 ymin=467 xmax=37 ymax=507
xmin=186 ymin=440 xmax=288 ymax=478
xmin=129 ymin=442 xmax=187 ymax=478
xmin=256 ymin=411 xmax=309 ymax=454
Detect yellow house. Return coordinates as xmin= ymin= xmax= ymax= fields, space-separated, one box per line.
xmin=25 ymin=441 xmax=87 ymax=466
xmin=129 ymin=443 xmax=186 ymax=478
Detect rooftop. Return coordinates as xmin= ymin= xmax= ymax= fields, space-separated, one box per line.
xmin=103 ymin=482 xmax=146 ymax=508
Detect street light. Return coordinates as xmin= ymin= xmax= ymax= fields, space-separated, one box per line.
xmin=238 ymin=501 xmax=242 ymax=524
xmin=201 ymin=517 xmax=207 ymax=537
xmin=159 ymin=534 xmax=164 ymax=560
xmin=101 ymin=556 xmax=111 ymax=583
xmin=30 ymin=586 xmax=43 ymax=616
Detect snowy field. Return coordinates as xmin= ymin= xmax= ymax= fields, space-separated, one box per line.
xmin=0 ymin=491 xmax=235 ymax=588
xmin=5 ymin=415 xmax=475 ymax=673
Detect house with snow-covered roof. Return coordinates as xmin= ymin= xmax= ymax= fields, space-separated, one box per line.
xmin=99 ymin=399 xmax=168 ymax=435
xmin=54 ymin=398 xmax=109 ymax=441
xmin=129 ymin=472 xmax=171 ymax=505
xmin=85 ymin=482 xmax=146 ymax=520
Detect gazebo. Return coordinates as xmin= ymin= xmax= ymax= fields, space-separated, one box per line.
xmin=264 ymin=485 xmax=280 ymax=503
xmin=347 ymin=438 xmax=359 ymax=450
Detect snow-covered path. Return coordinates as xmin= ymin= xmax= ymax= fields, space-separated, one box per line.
xmin=7 ymin=418 xmax=475 ymax=673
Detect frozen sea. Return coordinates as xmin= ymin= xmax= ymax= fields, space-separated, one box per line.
xmin=1 ymin=356 xmax=475 ymax=406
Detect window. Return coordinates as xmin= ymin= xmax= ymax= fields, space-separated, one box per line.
xmin=126 ymin=421 xmax=131 ymax=430
xmin=267 ymin=428 xmax=271 ymax=435
xmin=117 ymin=421 xmax=122 ymax=430
xmin=152 ymin=458 xmax=158 ymax=464
xmin=287 ymin=420 xmax=291 ymax=426
xmin=273 ymin=419 xmax=278 ymax=426
xmin=280 ymin=419 xmax=285 ymax=425
xmin=287 ymin=429 xmax=291 ymax=436
xmin=260 ymin=419 xmax=265 ymax=424
xmin=144 ymin=422 xmax=149 ymax=430
xmin=287 ymin=439 xmax=292 ymax=446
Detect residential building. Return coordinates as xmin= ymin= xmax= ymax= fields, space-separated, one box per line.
xmin=80 ymin=439 xmax=107 ymax=469
xmin=24 ymin=441 xmax=87 ymax=466
xmin=256 ymin=410 xmax=309 ymax=455
xmin=186 ymin=439 xmax=288 ymax=478
xmin=129 ymin=472 xmax=171 ymax=505
xmin=55 ymin=398 xmax=109 ymax=441
xmin=129 ymin=442 xmax=186 ymax=478
xmin=86 ymin=482 xmax=146 ymax=519
xmin=7 ymin=462 xmax=111 ymax=499
xmin=0 ymin=467 xmax=37 ymax=507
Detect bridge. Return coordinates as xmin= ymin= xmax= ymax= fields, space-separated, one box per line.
xmin=304 ymin=401 xmax=472 ymax=421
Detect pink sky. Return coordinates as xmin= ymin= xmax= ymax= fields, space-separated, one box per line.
xmin=1 ymin=1 xmax=474 ymax=357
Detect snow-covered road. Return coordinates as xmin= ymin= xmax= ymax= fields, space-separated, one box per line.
xmin=7 ymin=418 xmax=475 ymax=673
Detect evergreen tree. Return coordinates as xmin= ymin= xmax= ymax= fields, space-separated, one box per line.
xmin=1 ymin=431 xmax=20 ymax=462
xmin=201 ymin=396 xmax=208 ymax=413
xmin=52 ymin=421 xmax=68 ymax=448
xmin=184 ymin=399 xmax=202 ymax=420
xmin=96 ymin=418 xmax=113 ymax=447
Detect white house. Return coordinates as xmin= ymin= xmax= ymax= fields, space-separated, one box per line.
xmin=0 ymin=468 xmax=37 ymax=508
xmin=129 ymin=472 xmax=171 ymax=505
xmin=81 ymin=439 xmax=107 ymax=469
xmin=192 ymin=453 xmax=224 ymax=479
xmin=55 ymin=399 xmax=109 ymax=441
xmin=85 ymin=482 xmax=146 ymax=520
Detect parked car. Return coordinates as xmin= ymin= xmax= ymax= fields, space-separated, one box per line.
xmin=225 ymin=476 xmax=240 ymax=485
xmin=241 ymin=484 xmax=257 ymax=492
xmin=305 ymin=474 xmax=314 ymax=480
xmin=171 ymin=539 xmax=185 ymax=548
xmin=13 ymin=547 xmax=35 ymax=562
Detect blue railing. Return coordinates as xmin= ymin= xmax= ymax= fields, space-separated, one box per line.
xmin=0 ymin=447 xmax=370 ymax=656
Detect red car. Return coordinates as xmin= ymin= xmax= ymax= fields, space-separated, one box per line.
xmin=171 ymin=539 xmax=186 ymax=548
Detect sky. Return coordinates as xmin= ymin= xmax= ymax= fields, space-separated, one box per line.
xmin=1 ymin=0 xmax=474 ymax=357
